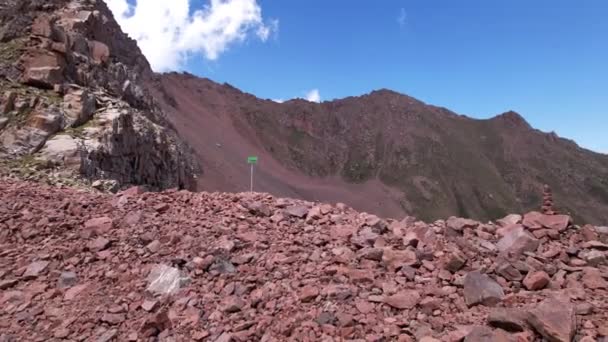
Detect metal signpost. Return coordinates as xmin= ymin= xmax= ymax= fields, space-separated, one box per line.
xmin=247 ymin=156 xmax=258 ymax=192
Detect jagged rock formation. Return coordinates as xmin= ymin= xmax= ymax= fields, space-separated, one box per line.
xmin=0 ymin=178 xmax=607 ymax=341
xmin=0 ymin=0 xmax=199 ymax=190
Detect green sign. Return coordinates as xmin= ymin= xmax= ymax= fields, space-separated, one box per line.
xmin=247 ymin=156 xmax=258 ymax=164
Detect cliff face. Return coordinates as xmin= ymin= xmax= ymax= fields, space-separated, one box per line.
xmin=0 ymin=0 xmax=199 ymax=191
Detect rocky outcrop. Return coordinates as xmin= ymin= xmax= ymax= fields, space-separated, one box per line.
xmin=1 ymin=178 xmax=607 ymax=341
xmin=0 ymin=0 xmax=199 ymax=190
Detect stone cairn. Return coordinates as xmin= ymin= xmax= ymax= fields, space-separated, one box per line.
xmin=541 ymin=184 xmax=556 ymax=215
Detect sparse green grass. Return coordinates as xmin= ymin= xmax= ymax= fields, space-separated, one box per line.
xmin=0 ymin=38 xmax=25 ymax=65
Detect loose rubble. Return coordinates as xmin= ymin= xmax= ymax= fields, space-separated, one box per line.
xmin=0 ymin=178 xmax=607 ymax=341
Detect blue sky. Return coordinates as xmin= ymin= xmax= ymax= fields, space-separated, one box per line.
xmin=110 ymin=0 xmax=608 ymax=153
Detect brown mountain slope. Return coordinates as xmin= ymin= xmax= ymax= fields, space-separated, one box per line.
xmin=150 ymin=73 xmax=608 ymax=224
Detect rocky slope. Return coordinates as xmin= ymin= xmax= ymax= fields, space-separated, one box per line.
xmin=0 ymin=0 xmax=199 ymax=191
xmin=1 ymin=177 xmax=607 ymax=341
xmin=153 ymin=74 xmax=608 ymax=224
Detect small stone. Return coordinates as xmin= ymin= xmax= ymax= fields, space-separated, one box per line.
xmin=383 ymin=290 xmax=421 ymax=309
xmin=0 ymin=279 xmax=18 ymax=290
xmin=382 ymin=248 xmax=417 ymax=272
xmin=443 ymin=250 xmax=467 ymax=273
xmin=584 ymin=250 xmax=606 ymax=266
xmin=582 ymin=268 xmax=608 ymax=289
xmin=23 ymin=260 xmax=50 ymax=279
xmin=54 ymin=327 xmax=70 ymax=338
xmin=141 ymin=300 xmax=158 ymax=312
xmin=496 ymin=262 xmax=523 ymax=281
xmin=523 ymin=271 xmax=550 ymax=291
xmin=101 ymin=313 xmax=126 ymax=325
xmin=88 ymin=237 xmax=111 ymax=251
xmin=57 ymin=271 xmax=78 ymax=289
xmin=488 ymin=308 xmax=528 ymax=332
xmin=316 ymin=312 xmax=337 ymax=325
xmin=299 ymin=285 xmax=319 ymax=303
xmin=464 ymin=326 xmax=512 ymax=342
xmin=154 ymin=203 xmax=170 ymax=213
xmin=64 ymin=283 xmax=88 ymax=300
xmin=222 ymin=296 xmax=245 ymax=313
xmin=146 ymin=264 xmax=190 ymax=295
xmin=446 ymin=217 xmax=479 ymax=231
xmin=97 ymin=329 xmax=118 ymax=342
xmin=84 ymin=217 xmax=113 ymax=235
xmin=215 ymin=332 xmax=233 ymax=342
xmin=463 ymin=271 xmax=505 ymax=307
xmin=146 ymin=240 xmax=161 ymax=253
xmin=285 ymin=205 xmax=309 ymax=218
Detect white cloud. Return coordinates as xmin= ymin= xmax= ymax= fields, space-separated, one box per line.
xmin=305 ymin=89 xmax=321 ymax=103
xmin=397 ymin=8 xmax=407 ymax=27
xmin=271 ymin=98 xmax=284 ymax=103
xmin=105 ymin=0 xmax=278 ymax=71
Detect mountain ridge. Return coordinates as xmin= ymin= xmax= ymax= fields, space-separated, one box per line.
xmin=150 ymin=72 xmax=608 ymax=224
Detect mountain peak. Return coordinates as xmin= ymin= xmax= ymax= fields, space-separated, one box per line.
xmin=491 ymin=110 xmax=531 ymax=128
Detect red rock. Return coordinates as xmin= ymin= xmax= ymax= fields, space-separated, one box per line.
xmin=23 ymin=260 xmax=50 ymax=279
xmin=383 ymin=290 xmax=421 ymax=309
xmin=526 ymin=298 xmax=576 ymax=342
xmin=101 ymin=313 xmax=125 ymax=325
xmin=88 ymin=236 xmax=110 ymax=251
xmin=348 ymin=268 xmax=375 ymax=284
xmin=463 ymin=271 xmax=505 ymax=307
xmin=64 ymin=283 xmax=88 ymax=300
xmin=496 ymin=214 xmax=522 ymax=228
xmin=146 ymin=240 xmax=161 ymax=253
xmin=447 ymin=216 xmax=479 ymax=231
xmin=443 ymin=249 xmax=467 ymax=273
xmin=464 ymin=326 xmax=515 ymax=342
xmin=496 ymin=226 xmax=539 ymax=255
xmin=222 ymin=296 xmax=245 ymax=313
xmin=523 ymin=271 xmax=550 ymax=290
xmin=285 ymin=205 xmax=309 ymax=218
xmin=141 ymin=300 xmax=158 ymax=312
xmin=382 ymin=248 xmax=417 ymax=272
xmin=88 ymin=40 xmax=110 ymax=64
xmin=154 ymin=203 xmax=170 ymax=213
xmin=523 ymin=211 xmax=570 ymax=231
xmin=84 ymin=216 xmax=113 ymax=235
xmin=57 ymin=271 xmax=78 ymax=289
xmin=299 ymin=285 xmax=319 ymax=302
xmin=355 ymin=300 xmax=375 ymax=314
xmin=487 ymin=308 xmax=528 ymax=332
xmin=582 ymin=268 xmax=608 ymax=289
xmin=496 ymin=262 xmax=523 ymax=281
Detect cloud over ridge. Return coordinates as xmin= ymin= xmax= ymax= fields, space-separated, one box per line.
xmin=106 ymin=0 xmax=278 ymax=71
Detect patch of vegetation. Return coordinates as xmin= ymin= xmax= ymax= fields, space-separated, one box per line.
xmin=287 ymin=126 xmax=311 ymax=146
xmin=341 ymin=146 xmax=376 ymax=183
xmin=64 ymin=118 xmax=99 ymax=139
xmin=0 ymin=38 xmax=25 ymax=65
